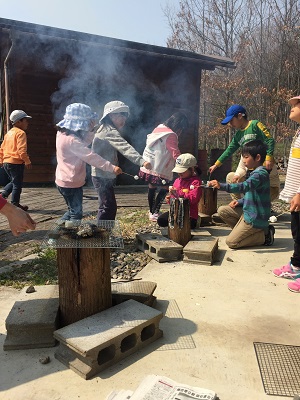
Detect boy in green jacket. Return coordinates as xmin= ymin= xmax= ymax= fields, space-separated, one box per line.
xmin=208 ymin=104 xmax=280 ymax=201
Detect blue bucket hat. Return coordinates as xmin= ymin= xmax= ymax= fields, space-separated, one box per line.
xmin=221 ymin=104 xmax=246 ymax=125
xmin=57 ymin=103 xmax=98 ymax=131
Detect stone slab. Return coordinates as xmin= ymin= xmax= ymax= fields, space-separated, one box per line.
xmin=198 ymin=213 xmax=212 ymax=226
xmin=183 ymin=236 xmax=219 ymax=265
xmin=54 ymin=299 xmax=163 ymax=379
xmin=4 ymin=285 xmax=59 ymax=350
xmin=111 ymin=281 xmax=157 ymax=306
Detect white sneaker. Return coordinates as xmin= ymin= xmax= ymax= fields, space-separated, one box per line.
xmin=149 ymin=213 xmax=159 ymax=222
xmin=65 ymin=220 xmax=81 ymax=229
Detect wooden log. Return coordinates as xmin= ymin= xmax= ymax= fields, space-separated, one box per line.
xmin=168 ymin=198 xmax=191 ymax=247
xmin=198 ymin=186 xmax=217 ymax=216
xmin=57 ymin=247 xmax=112 ymax=327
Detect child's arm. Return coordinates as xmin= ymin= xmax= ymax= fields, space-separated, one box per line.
xmin=72 ymin=137 xmax=119 ymax=173
xmin=217 ymin=169 xmax=268 ymax=194
xmin=256 ymin=121 xmax=275 ymax=169
xmin=166 ymin=133 xmax=181 ymax=160
xmin=176 ymin=179 xmax=202 ymax=205
xmin=105 ymin=129 xmax=148 ymax=168
xmin=208 ymin=135 xmax=240 ymax=173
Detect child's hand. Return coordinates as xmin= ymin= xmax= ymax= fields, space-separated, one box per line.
xmin=169 ymin=186 xmax=177 ymax=194
xmin=232 ymin=175 xmax=240 ymax=183
xmin=113 ymin=166 xmax=122 ymax=175
xmin=208 ymin=165 xmax=217 ymax=174
xmin=229 ymin=200 xmax=239 ymax=208
xmin=290 ymin=193 xmax=300 ymax=212
xmin=208 ymin=180 xmax=220 ymax=189
xmin=165 ymin=194 xmax=171 ymax=204
xmin=143 ymin=161 xmax=152 ymax=170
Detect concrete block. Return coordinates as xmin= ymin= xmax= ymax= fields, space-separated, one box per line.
xmin=136 ymin=233 xmax=183 ymax=263
xmin=191 ymin=229 xmax=211 ymax=237
xmin=4 ymin=285 xmax=59 ymax=350
xmin=54 ymin=299 xmax=163 ymax=379
xmin=198 ymin=213 xmax=212 ymax=226
xmin=183 ymin=236 xmax=219 ymax=265
xmin=111 ymin=281 xmax=157 ymax=306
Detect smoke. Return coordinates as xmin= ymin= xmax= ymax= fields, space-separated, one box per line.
xmin=8 ymin=24 xmax=195 ymax=177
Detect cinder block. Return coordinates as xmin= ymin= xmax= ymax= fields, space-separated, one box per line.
xmin=4 ymin=285 xmax=59 ymax=350
xmin=54 ymin=299 xmax=163 ymax=379
xmin=183 ymin=236 xmax=218 ymax=265
xmin=191 ymin=229 xmax=211 ymax=237
xmin=136 ymin=233 xmax=183 ymax=262
xmin=111 ymin=281 xmax=157 ymax=306
xmin=198 ymin=213 xmax=212 ymax=226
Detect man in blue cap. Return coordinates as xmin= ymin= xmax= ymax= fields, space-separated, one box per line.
xmin=208 ymin=104 xmax=280 ymax=202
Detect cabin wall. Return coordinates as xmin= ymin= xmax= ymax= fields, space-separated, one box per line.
xmin=1 ymin=30 xmax=201 ymax=184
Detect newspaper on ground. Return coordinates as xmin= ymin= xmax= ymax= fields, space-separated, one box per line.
xmin=106 ymin=374 xmax=218 ymax=400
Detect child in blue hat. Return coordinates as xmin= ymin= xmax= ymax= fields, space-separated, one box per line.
xmin=55 ymin=103 xmax=122 ymax=226
xmin=208 ymin=104 xmax=280 ymax=202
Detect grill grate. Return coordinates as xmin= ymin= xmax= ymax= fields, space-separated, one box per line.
xmin=254 ymin=341 xmax=300 ymax=397
xmin=41 ymin=219 xmax=124 ymax=249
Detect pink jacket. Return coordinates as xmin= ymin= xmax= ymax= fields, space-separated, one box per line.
xmin=55 ymin=131 xmax=115 ymax=188
xmin=171 ymin=176 xmax=202 ymax=220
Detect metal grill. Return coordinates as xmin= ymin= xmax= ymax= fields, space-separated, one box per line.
xmin=254 ymin=341 xmax=300 ymax=397
xmin=41 ymin=219 xmax=124 ymax=249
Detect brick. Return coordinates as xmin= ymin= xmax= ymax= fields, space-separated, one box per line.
xmin=4 ymin=285 xmax=59 ymax=350
xmin=198 ymin=212 xmax=212 ymax=226
xmin=111 ymin=281 xmax=157 ymax=306
xmin=54 ymin=299 xmax=163 ymax=379
xmin=136 ymin=233 xmax=183 ymax=262
xmin=183 ymin=236 xmax=219 ymax=265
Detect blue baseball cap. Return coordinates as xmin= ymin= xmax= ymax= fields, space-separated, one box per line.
xmin=221 ymin=104 xmax=246 ymax=125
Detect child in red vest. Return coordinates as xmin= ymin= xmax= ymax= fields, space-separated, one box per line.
xmin=157 ymin=153 xmax=202 ymax=229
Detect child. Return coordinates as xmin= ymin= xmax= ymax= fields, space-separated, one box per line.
xmin=139 ymin=112 xmax=188 ymax=222
xmin=272 ymin=95 xmax=300 ymax=292
xmin=0 ymin=110 xmax=33 ymax=211
xmin=208 ymin=104 xmax=280 ymax=202
xmin=157 ymin=153 xmax=202 ymax=229
xmin=209 ymin=140 xmax=274 ymax=249
xmin=0 ymin=194 xmax=36 ymax=236
xmin=91 ymin=101 xmax=151 ymax=221
xmin=55 ymin=103 xmax=122 ymax=225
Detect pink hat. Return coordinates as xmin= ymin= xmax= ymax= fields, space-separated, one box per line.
xmin=288 ymin=96 xmax=300 ymax=106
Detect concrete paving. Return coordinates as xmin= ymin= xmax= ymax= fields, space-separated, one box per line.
xmin=0 ymin=214 xmax=299 ymax=400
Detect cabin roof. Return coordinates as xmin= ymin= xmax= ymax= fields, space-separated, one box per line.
xmin=0 ymin=17 xmax=235 ymax=70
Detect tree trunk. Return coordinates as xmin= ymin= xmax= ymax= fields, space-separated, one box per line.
xmin=168 ymin=198 xmax=191 ymax=247
xmin=57 ymin=247 xmax=112 ymax=327
xmin=198 ymin=187 xmax=217 ymax=216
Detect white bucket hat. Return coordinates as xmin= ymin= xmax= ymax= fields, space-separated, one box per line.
xmin=172 ymin=153 xmax=197 ymax=173
xmin=100 ymin=101 xmax=130 ymax=122
xmin=56 ymin=103 xmax=98 ymax=132
xmin=10 ymin=110 xmax=32 ymax=124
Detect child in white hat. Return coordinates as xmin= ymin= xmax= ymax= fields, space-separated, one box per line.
xmin=55 ymin=103 xmax=122 ymax=225
xmin=272 ymin=95 xmax=300 ymax=292
xmin=157 ymin=153 xmax=202 ymax=229
xmin=0 ymin=110 xmax=32 ymax=211
xmin=91 ymin=100 xmax=151 ymax=221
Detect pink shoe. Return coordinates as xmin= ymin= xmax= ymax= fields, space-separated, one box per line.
xmin=149 ymin=213 xmax=159 ymax=222
xmin=272 ymin=262 xmax=300 ymax=279
xmin=288 ymin=279 xmax=300 ymax=293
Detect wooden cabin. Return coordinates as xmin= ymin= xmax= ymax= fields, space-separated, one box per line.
xmin=0 ymin=18 xmax=235 ymax=184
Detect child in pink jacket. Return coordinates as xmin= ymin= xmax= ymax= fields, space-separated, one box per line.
xmin=157 ymin=153 xmax=202 ymax=229
xmin=55 ymin=103 xmax=121 ymax=225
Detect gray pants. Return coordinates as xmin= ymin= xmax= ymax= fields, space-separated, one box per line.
xmin=218 ymin=205 xmax=265 ymax=249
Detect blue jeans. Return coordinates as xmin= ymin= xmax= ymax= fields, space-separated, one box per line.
xmin=2 ymin=163 xmax=25 ymax=205
xmin=57 ymin=185 xmax=83 ymax=221
xmin=92 ymin=176 xmax=117 ymax=221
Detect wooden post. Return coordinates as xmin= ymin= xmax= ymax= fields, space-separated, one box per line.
xmin=57 ymin=247 xmax=112 ymax=327
xmin=168 ymin=198 xmax=191 ymax=247
xmin=198 ymin=187 xmax=217 ymax=216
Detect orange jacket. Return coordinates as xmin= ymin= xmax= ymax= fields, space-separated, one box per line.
xmin=0 ymin=127 xmax=31 ymax=165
